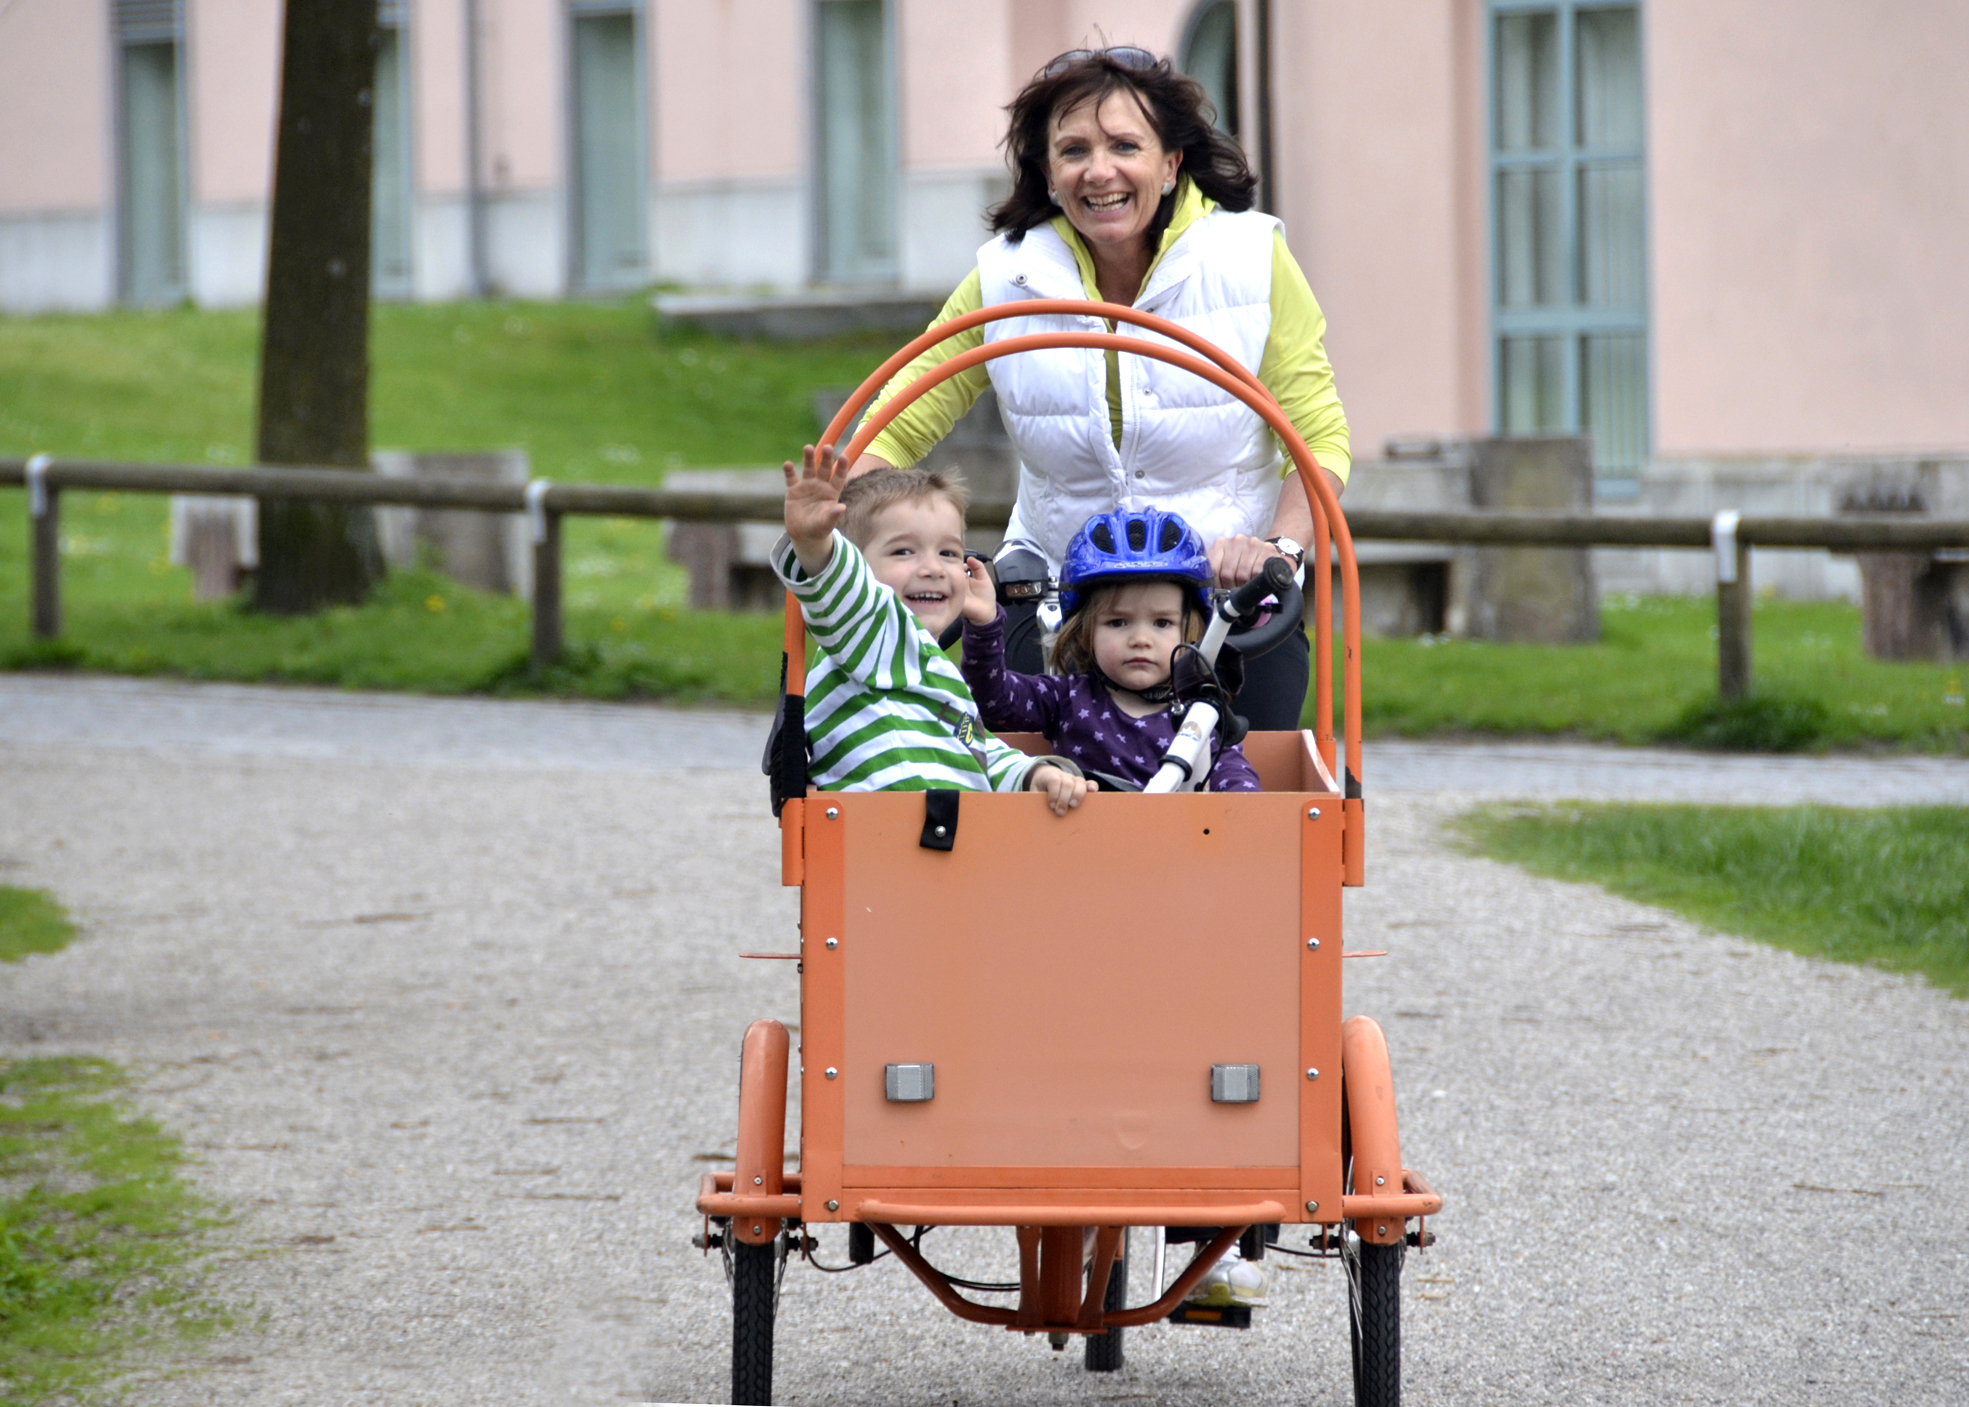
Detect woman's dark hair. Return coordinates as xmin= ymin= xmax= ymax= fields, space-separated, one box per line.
xmin=989 ymin=52 xmax=1258 ymax=245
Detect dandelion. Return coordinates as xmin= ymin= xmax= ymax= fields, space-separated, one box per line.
xmin=425 ymin=595 xmax=446 ymax=613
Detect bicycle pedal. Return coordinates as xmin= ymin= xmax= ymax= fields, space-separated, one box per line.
xmin=1166 ymin=1303 xmax=1254 ymax=1328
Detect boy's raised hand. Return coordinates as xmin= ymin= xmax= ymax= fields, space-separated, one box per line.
xmin=960 ymin=555 xmax=998 ymax=626
xmin=783 ymin=442 xmax=851 ymax=574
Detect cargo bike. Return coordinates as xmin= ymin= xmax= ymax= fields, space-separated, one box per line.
xmin=695 ymin=303 xmax=1442 ymax=1405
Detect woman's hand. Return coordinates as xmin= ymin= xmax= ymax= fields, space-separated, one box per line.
xmin=960 ymin=555 xmax=999 ymax=626
xmin=1028 ymin=764 xmax=1087 ymax=816
xmin=783 ymin=443 xmax=851 ymax=575
xmin=1209 ymin=534 xmax=1288 ymax=589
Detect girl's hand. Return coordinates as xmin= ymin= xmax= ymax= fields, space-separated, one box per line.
xmin=1209 ymin=533 xmax=1286 ymax=589
xmin=960 ymin=555 xmax=999 ymax=625
xmin=783 ymin=443 xmax=851 ymax=574
xmin=1029 ymin=764 xmax=1087 ymax=816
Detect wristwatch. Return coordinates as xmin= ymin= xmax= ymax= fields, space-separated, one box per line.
xmin=1265 ymin=535 xmax=1306 ymax=565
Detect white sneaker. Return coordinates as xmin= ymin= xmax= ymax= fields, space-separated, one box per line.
xmin=1184 ymin=1243 xmax=1267 ymax=1307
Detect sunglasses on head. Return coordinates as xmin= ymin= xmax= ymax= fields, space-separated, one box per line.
xmin=1039 ymin=46 xmax=1160 ymax=79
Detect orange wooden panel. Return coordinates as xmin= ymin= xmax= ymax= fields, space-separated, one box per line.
xmin=831 ymin=791 xmax=1304 ymax=1171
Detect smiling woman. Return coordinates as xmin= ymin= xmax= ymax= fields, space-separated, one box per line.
xmin=842 ymin=49 xmax=1351 ymax=733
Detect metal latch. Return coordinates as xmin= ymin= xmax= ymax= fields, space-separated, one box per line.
xmin=885 ymin=1063 xmax=935 ymax=1102
xmin=1210 ymin=1064 xmax=1261 ymax=1103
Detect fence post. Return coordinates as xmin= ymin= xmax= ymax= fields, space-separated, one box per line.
xmin=1713 ymin=510 xmax=1752 ymax=701
xmin=27 ymin=455 xmax=60 ymax=640
xmin=526 ymin=479 xmax=562 ymax=670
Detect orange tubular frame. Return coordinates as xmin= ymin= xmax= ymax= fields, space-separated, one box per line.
xmin=729 ymin=1019 xmax=790 ymax=1244
xmin=803 ymin=298 xmax=1365 ymax=808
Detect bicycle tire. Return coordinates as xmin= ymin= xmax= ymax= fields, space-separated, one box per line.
xmin=1349 ymin=1239 xmax=1402 ymax=1407
xmin=731 ymin=1237 xmax=778 ymax=1405
xmin=1084 ymin=1235 xmax=1128 ymax=1372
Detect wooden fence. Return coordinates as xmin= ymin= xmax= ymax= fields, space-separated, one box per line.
xmin=7 ymin=455 xmax=1968 ymax=701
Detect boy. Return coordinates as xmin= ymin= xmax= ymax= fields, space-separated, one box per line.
xmin=776 ymin=444 xmax=1084 ymax=812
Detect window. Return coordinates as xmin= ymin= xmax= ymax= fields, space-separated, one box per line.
xmin=1491 ymin=4 xmax=1647 ymax=477
xmin=569 ymin=3 xmax=647 ymax=290
xmin=1179 ymin=0 xmax=1239 ymax=136
xmin=815 ymin=0 xmax=896 ymax=283
xmin=115 ymin=0 xmax=186 ymax=305
xmin=372 ymin=1 xmax=414 ymax=298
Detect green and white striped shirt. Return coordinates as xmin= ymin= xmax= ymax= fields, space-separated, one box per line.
xmin=772 ymin=531 xmax=1035 ymax=794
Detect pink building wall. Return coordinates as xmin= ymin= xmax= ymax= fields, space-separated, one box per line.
xmin=416 ymin=0 xmax=469 ymax=196
xmin=654 ymin=0 xmax=804 ymax=184
xmin=185 ymin=0 xmax=281 ymax=207
xmin=1272 ymin=0 xmax=1484 ymax=465
xmin=0 ymin=0 xmax=110 ymax=214
xmin=2 ymin=0 xmax=1964 ymax=471
xmin=1648 ymin=0 xmax=1969 ymax=457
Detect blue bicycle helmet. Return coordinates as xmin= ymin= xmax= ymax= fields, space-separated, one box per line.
xmin=1058 ymin=508 xmax=1212 ymax=616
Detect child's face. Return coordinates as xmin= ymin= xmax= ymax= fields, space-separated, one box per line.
xmin=1090 ymin=581 xmax=1189 ymax=693
xmin=861 ymin=495 xmax=969 ymax=636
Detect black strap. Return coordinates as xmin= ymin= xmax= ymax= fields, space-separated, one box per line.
xmin=765 ymin=652 xmax=809 ymax=817
xmin=920 ymin=790 xmax=959 ymax=851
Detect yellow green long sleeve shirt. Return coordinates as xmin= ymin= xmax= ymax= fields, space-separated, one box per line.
xmin=863 ymin=179 xmax=1351 ymax=485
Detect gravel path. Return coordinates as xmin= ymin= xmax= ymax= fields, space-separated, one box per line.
xmin=1 ymin=677 xmax=1963 ymax=1404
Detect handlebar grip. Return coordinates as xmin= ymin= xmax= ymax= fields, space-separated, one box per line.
xmin=1222 ymin=553 xmax=1299 ymax=622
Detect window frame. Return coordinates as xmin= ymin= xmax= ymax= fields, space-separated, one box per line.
xmin=809 ymin=0 xmax=900 ymax=285
xmin=112 ymin=0 xmax=190 ymax=306
xmin=1485 ymin=0 xmax=1652 ymax=482
xmin=565 ymin=0 xmax=652 ymax=293
xmin=372 ymin=1 xmax=417 ymax=300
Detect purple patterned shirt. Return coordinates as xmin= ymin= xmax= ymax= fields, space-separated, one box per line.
xmin=959 ymin=609 xmax=1261 ymax=792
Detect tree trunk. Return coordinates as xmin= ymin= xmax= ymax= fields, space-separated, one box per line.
xmin=254 ymin=0 xmax=383 ymax=614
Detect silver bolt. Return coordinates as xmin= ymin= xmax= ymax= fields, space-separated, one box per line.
xmin=826 ymin=1199 xmax=839 ymax=1212
xmin=825 ymin=807 xmax=839 ymax=819
xmin=1308 ymin=806 xmax=1321 ymax=819
xmin=1306 ymin=1068 xmax=1319 ymax=1080
xmin=753 ymin=1175 xmax=763 ymax=1185
xmin=934 ymin=824 xmax=946 ymax=836
xmin=1305 ymin=1200 xmax=1318 ymax=1213
xmin=1377 ymin=1224 xmax=1388 ymax=1236
xmin=1375 ymin=1175 xmax=1385 ymax=1186
xmin=825 ymin=1067 xmax=837 ymax=1079
xmin=825 ymin=937 xmax=838 ymax=949
xmin=1307 ymin=937 xmax=1320 ymax=950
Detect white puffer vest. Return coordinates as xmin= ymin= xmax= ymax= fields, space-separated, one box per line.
xmin=979 ymin=209 xmax=1283 ymax=572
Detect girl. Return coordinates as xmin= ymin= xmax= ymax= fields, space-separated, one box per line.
xmin=959 ymin=506 xmax=1260 ymax=793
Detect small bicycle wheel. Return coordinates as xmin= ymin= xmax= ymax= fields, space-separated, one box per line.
xmin=1084 ymin=1234 xmax=1128 ymax=1372
xmin=732 ymin=1236 xmax=778 ymax=1405
xmin=1348 ymin=1238 xmax=1402 ymax=1407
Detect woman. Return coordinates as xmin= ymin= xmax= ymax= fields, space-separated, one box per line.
xmin=848 ymin=48 xmax=1350 ymax=731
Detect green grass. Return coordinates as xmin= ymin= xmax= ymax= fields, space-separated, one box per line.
xmin=1458 ymin=803 xmax=1969 ymax=996
xmin=0 ymin=298 xmax=871 ymax=702
xmin=4 ymin=301 xmax=1968 ymax=746
xmin=0 ymin=1057 xmax=227 ymax=1400
xmin=0 ymin=891 xmax=76 ymax=965
xmin=1350 ymin=593 xmax=1969 ymax=751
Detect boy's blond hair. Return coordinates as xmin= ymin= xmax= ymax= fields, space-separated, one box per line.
xmin=838 ymin=466 xmax=969 ymax=547
xmin=1051 ymin=578 xmax=1207 ymax=676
